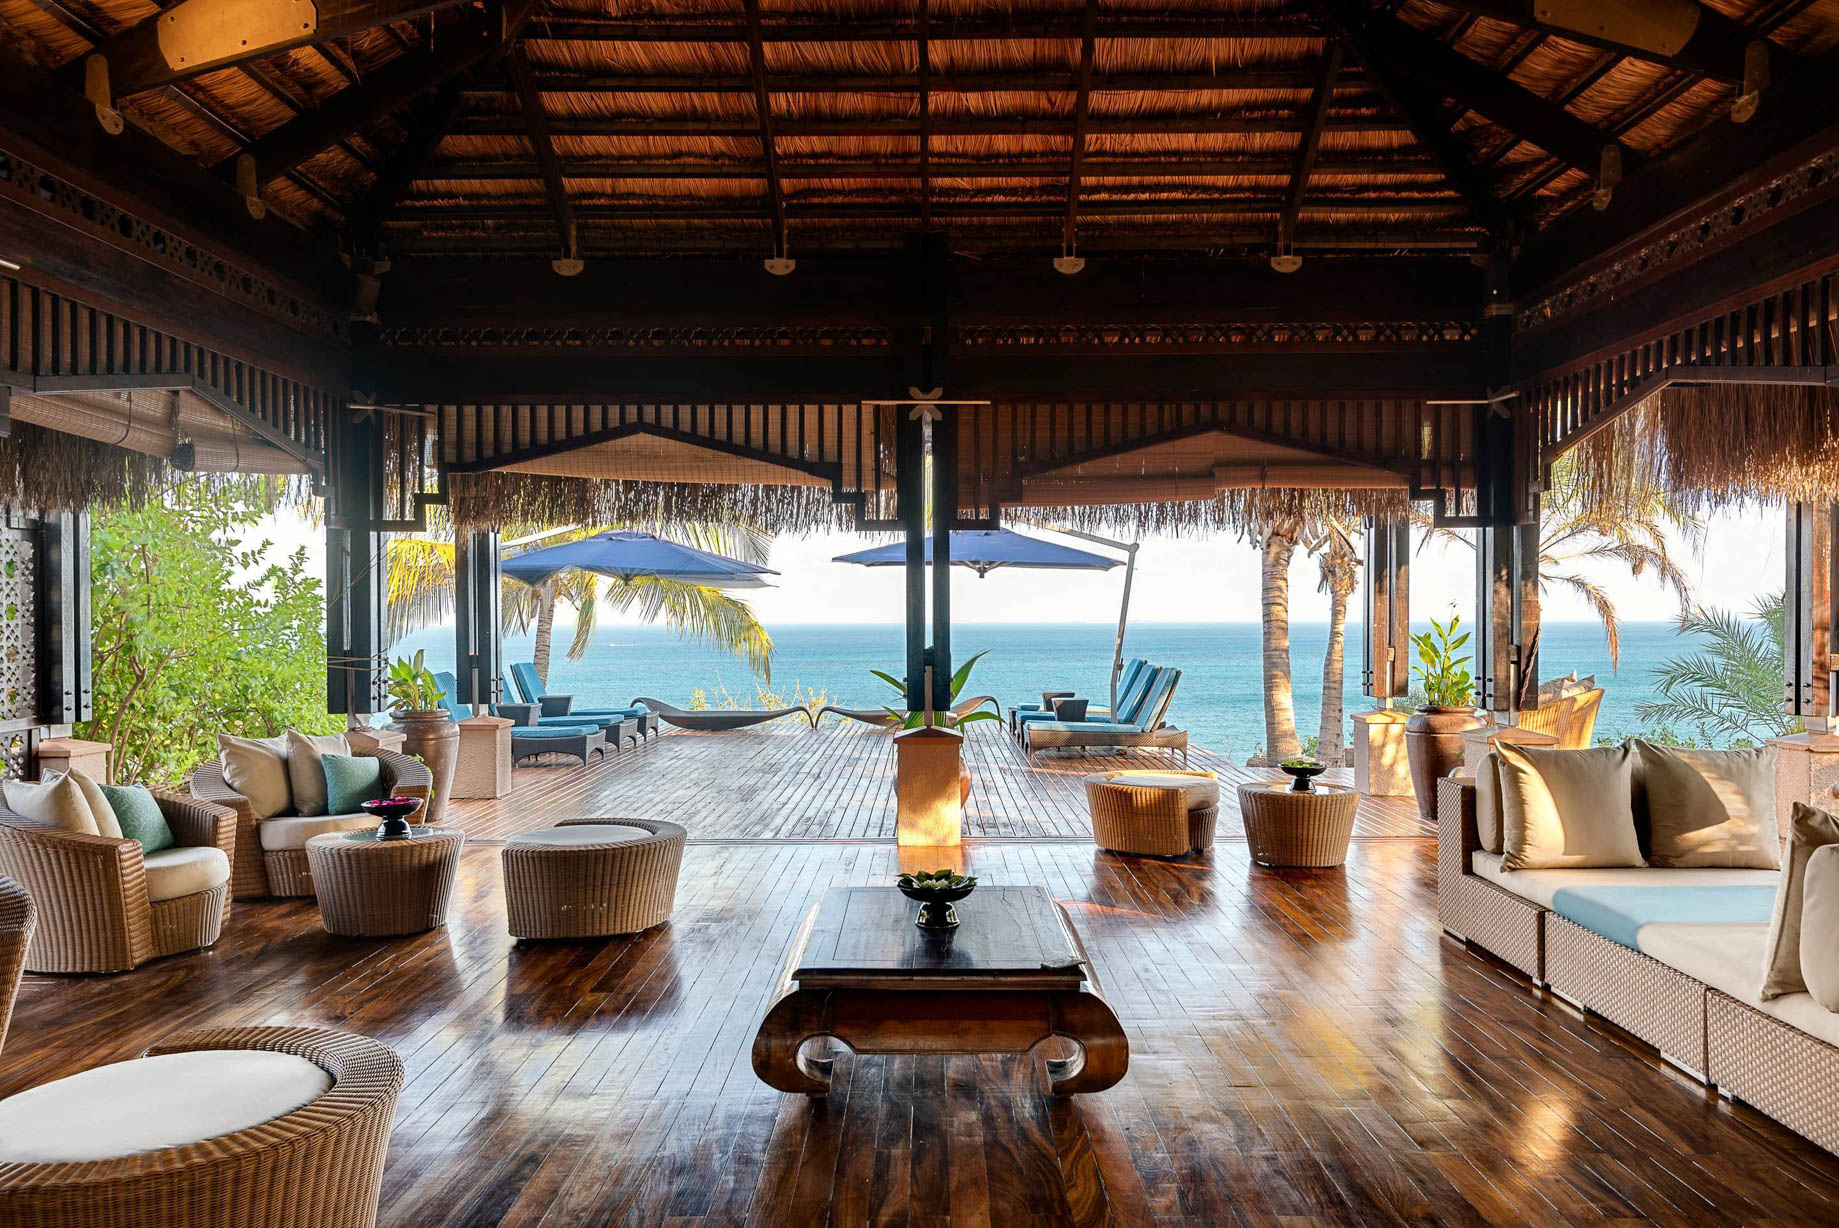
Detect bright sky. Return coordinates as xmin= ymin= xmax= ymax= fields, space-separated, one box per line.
xmin=258 ymin=504 xmax=1783 ymax=626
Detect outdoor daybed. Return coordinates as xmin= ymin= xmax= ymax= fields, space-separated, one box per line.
xmin=1021 ymin=667 xmax=1188 ymax=764
xmin=1439 ymin=741 xmax=1839 ymax=1155
xmin=633 ymin=698 xmax=816 ymax=731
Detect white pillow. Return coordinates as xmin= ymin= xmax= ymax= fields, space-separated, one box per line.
xmin=1800 ymin=844 xmax=1839 ymax=1013
xmin=285 ymin=730 xmax=350 ymax=818
xmin=4 ymin=774 xmax=100 ymax=836
xmin=60 ymin=770 xmax=123 ymax=840
xmin=217 ymin=733 xmax=292 ymax=819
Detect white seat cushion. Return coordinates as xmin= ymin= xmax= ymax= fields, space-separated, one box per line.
xmin=1098 ymin=772 xmax=1220 ymax=810
xmin=1469 ymin=851 xmax=1780 ymax=909
xmin=1635 ymin=921 xmax=1839 ymax=1049
xmin=0 ymin=1049 xmax=332 ymax=1163
xmin=143 ymin=846 xmax=231 ymax=903
xmin=259 ymin=813 xmax=374 ymax=851
xmin=509 ymin=823 xmax=659 ymax=847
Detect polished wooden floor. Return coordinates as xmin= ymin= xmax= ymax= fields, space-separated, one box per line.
xmin=449 ymin=721 xmax=1430 ymax=843
xmin=9 ymin=831 xmax=1839 ymax=1225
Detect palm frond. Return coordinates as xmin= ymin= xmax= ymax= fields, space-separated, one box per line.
xmin=382 ymin=539 xmax=455 ymax=646
xmin=600 ymin=576 xmax=775 ymax=680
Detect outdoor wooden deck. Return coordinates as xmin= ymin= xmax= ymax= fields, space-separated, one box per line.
xmin=448 ymin=720 xmax=1430 ymax=843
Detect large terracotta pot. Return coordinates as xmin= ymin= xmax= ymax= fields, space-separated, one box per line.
xmin=390 ymin=709 xmax=457 ymax=824
xmin=959 ymin=762 xmax=973 ymax=806
xmin=1404 ymin=706 xmax=1485 ymax=821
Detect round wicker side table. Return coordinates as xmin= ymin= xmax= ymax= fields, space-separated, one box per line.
xmin=1084 ymin=770 xmax=1219 ymax=857
xmin=1236 ymin=783 xmax=1358 ymax=867
xmin=305 ymin=827 xmax=465 ymax=936
xmin=502 ymin=819 xmax=686 ymax=939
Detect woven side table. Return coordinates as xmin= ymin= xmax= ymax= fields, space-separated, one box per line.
xmin=502 ymin=819 xmax=686 ymax=939
xmin=1237 ymin=783 xmax=1358 ymax=867
xmin=305 ymin=827 xmax=465 ymax=936
xmin=1084 ymin=770 xmax=1219 ymax=857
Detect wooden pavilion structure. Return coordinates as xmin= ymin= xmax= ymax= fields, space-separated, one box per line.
xmin=2 ymin=0 xmax=1839 ymax=738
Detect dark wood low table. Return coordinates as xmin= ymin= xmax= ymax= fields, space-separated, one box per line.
xmin=752 ymin=885 xmax=1127 ymax=1097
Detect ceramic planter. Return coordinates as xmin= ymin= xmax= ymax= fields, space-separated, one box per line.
xmin=391 ymin=709 xmax=457 ymax=823
xmin=1404 ymin=706 xmax=1485 ymax=821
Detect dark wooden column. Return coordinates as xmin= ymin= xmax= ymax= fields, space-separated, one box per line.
xmin=1362 ymin=512 xmax=1409 ymax=701
xmin=453 ymin=531 xmax=502 ymax=708
xmin=1784 ymin=502 xmax=1836 ymax=726
xmin=930 ymin=407 xmax=957 ymax=710
xmin=1475 ymin=519 xmax=1540 ymax=714
xmin=38 ymin=512 xmax=91 ymax=727
xmin=898 ymin=406 xmax=928 ymax=711
xmin=326 ymin=407 xmax=387 ymax=715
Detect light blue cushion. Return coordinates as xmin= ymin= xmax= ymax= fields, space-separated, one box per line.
xmin=1027 ymin=720 xmax=1147 ymax=735
xmin=321 ymin=754 xmax=384 ymax=813
xmin=101 ymin=784 xmax=174 ymax=854
xmin=1550 ymin=885 xmax=1778 ymax=951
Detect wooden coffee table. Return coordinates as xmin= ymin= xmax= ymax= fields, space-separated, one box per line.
xmin=752 ymin=886 xmax=1127 ymax=1097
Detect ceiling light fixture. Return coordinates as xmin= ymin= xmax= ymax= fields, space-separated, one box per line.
xmin=1052 ymin=243 xmax=1084 ymax=275
xmin=0 ymin=257 xmax=21 ymax=272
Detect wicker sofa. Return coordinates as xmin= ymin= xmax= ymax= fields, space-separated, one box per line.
xmin=1438 ymin=774 xmax=1839 ymax=1155
xmin=0 ymin=876 xmax=33 ymax=1055
xmin=0 ymin=791 xmax=234 ymax=974
xmin=191 ymin=746 xmax=431 ymax=900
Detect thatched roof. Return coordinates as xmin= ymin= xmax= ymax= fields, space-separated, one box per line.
xmin=7 ymin=0 xmax=1833 ymax=261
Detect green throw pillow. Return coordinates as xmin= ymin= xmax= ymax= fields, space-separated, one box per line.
xmin=100 ymin=784 xmax=173 ymax=854
xmin=322 ymin=754 xmax=384 ymax=814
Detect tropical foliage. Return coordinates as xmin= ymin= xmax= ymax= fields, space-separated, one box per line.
xmin=1411 ymin=615 xmax=1475 ymax=708
xmin=385 ymin=651 xmax=446 ymax=713
xmin=1305 ymin=517 xmax=1361 ymax=764
xmin=870 ymin=650 xmax=1002 ymax=730
xmin=1637 ymin=593 xmax=1797 ymax=748
xmin=81 ymin=481 xmax=341 ymax=785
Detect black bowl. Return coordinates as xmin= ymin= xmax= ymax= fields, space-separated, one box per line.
xmin=360 ymin=795 xmax=426 ymax=841
xmin=1279 ymin=761 xmax=1327 ymax=792
xmin=897 ymin=881 xmax=976 ymax=929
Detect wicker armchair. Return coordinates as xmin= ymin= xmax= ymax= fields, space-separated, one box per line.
xmin=191 ymin=746 xmax=432 ymax=900
xmin=0 ymin=877 xmax=33 ymax=1056
xmin=0 ymin=791 xmax=234 ymax=974
xmin=0 ymin=1025 xmax=404 ymax=1228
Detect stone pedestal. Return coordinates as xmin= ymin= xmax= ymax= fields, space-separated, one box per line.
xmin=1769 ymin=731 xmax=1839 ymax=842
xmin=453 ymin=716 xmax=514 ymax=800
xmin=1459 ymin=723 xmax=1555 ymax=775
xmin=345 ymin=727 xmax=407 ymax=756
xmin=894 ymin=724 xmax=964 ymax=847
xmin=1351 ymin=709 xmax=1412 ymax=799
xmin=36 ymin=738 xmax=111 ymax=783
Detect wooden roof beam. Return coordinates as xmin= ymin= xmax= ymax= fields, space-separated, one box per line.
xmin=391 ymin=196 xmax=1470 ymax=222
xmin=1275 ymin=44 xmax=1343 ymax=270
xmin=1432 ymin=0 xmax=1769 ymax=85
xmin=348 ymin=80 xmax=469 ymax=257
xmin=917 ymin=0 xmax=931 ymax=230
xmin=506 ymin=47 xmax=580 ymax=275
xmin=741 ymin=0 xmax=790 ymax=268
xmin=1059 ymin=0 xmax=1100 ymax=269
xmin=451 ymin=114 xmax=1410 ymax=138
xmin=531 ymin=16 xmax=1314 ymax=42
xmin=63 ymin=0 xmax=470 ymax=100
xmin=421 ymin=154 xmax=1440 ymax=180
xmin=467 ymin=67 xmax=1332 ymax=94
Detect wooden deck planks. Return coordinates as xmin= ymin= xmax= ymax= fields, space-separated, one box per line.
xmin=449 ymin=721 xmax=1429 ymax=843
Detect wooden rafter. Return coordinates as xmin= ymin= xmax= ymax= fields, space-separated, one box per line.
xmin=1278 ymin=44 xmax=1344 ymax=256
xmin=348 ymin=80 xmax=469 ymax=254
xmin=741 ymin=0 xmax=788 ymax=260
xmin=452 ymin=114 xmax=1408 ymax=138
xmin=917 ymin=0 xmax=930 ymax=230
xmin=1433 ymin=0 xmax=1765 ymax=83
xmin=530 ymin=16 xmax=1311 ymax=42
xmin=420 ymin=154 xmax=1438 ymax=180
xmin=391 ymin=196 xmax=1469 ymax=223
xmin=506 ymin=47 xmax=579 ymax=270
xmin=1062 ymin=0 xmax=1100 ymax=256
xmin=467 ymin=67 xmax=1331 ymax=95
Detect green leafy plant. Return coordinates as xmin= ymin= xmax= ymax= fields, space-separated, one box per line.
xmin=1280 ymin=757 xmax=1323 ymax=771
xmin=897 ymin=869 xmax=977 ymax=892
xmin=1635 ymin=593 xmax=1798 ymax=749
xmin=1411 ymin=615 xmax=1475 ymax=709
xmin=385 ymin=650 xmax=446 ymax=713
xmin=870 ymin=650 xmax=1003 ymax=730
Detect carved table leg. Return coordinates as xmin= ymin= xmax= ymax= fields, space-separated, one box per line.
xmin=1044 ymin=990 xmax=1129 ymax=1095
xmin=752 ymin=986 xmax=841 ymax=1096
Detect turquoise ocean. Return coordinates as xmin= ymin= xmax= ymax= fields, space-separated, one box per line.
xmin=394 ymin=619 xmax=1705 ymax=759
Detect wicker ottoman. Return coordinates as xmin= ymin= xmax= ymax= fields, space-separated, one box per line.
xmin=502 ymin=819 xmax=686 ymax=939
xmin=1237 ymin=782 xmax=1358 ymax=867
xmin=305 ymin=827 xmax=465 ymax=937
xmin=1084 ymin=771 xmax=1219 ymax=857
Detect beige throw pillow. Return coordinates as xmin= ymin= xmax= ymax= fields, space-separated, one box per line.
xmin=1475 ymin=752 xmax=1504 ymax=856
xmin=4 ymin=774 xmax=100 ymax=836
xmin=1800 ymin=844 xmax=1839 ymax=1013
xmin=1497 ymin=741 xmax=1643 ymax=871
xmin=1632 ymin=739 xmax=1780 ymax=869
xmin=1762 ymin=802 xmax=1839 ymax=999
xmin=60 ymin=770 xmax=123 ymax=839
xmin=217 ymin=733 xmax=292 ymax=819
xmin=285 ymin=731 xmax=350 ymax=818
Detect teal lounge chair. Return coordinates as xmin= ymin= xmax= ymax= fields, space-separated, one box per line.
xmin=509 ymin=662 xmax=659 ymax=739
xmin=1013 ymin=658 xmax=1153 ymax=736
xmin=433 ymin=672 xmax=612 ymax=764
xmin=1023 ymin=667 xmax=1186 ymax=764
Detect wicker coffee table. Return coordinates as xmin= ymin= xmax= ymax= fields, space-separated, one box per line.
xmin=305 ymin=827 xmax=465 ymax=936
xmin=502 ymin=819 xmax=686 ymax=939
xmin=1236 ymin=783 xmax=1358 ymax=867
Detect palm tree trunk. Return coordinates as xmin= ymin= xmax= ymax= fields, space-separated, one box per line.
xmin=1261 ymin=522 xmax=1302 ymax=763
xmin=1318 ymin=578 xmax=1353 ymax=765
xmin=532 ymin=581 xmax=557 ymax=685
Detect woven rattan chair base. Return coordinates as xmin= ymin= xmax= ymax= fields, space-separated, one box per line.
xmin=307 ymin=829 xmax=464 ymax=937
xmin=1708 ymin=991 xmax=1839 ymax=1155
xmin=1547 ymin=914 xmax=1707 ymax=1076
xmin=1084 ymin=773 xmax=1218 ymax=857
xmin=503 ymin=819 xmax=687 ymax=939
xmin=1238 ymin=783 xmax=1357 ymax=868
xmin=263 ymin=849 xmax=316 ymax=897
xmin=1436 ymin=777 xmax=1546 ymax=983
xmin=0 ymin=876 xmax=33 ymax=1057
xmin=149 ymin=884 xmax=228 ymax=961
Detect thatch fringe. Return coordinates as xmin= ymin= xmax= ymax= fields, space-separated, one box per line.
xmin=1575 ymin=384 xmax=1839 ymax=511
xmin=1023 ymin=486 xmax=1408 ymax=537
xmin=449 ymin=471 xmax=853 ymax=535
xmin=0 ymin=420 xmax=171 ymax=512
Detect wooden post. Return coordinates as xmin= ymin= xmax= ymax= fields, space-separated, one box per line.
xmin=326 ymin=406 xmax=387 ymax=716
xmin=930 ymin=406 xmax=956 ymax=711
xmin=897 ymin=407 xmax=928 ymax=712
xmin=454 ymin=530 xmax=502 ymax=708
xmin=1361 ymin=512 xmax=1409 ymax=701
xmin=1784 ymin=501 xmax=1835 ymax=727
xmin=1475 ymin=520 xmax=1540 ymax=716
xmin=38 ymin=511 xmax=91 ymax=727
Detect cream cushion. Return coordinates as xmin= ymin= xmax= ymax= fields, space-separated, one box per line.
xmin=1496 ymin=741 xmax=1643 ymax=871
xmin=1800 ymin=845 xmax=1839 ymax=1012
xmin=285 ymin=730 xmax=350 ymax=818
xmin=1469 ymin=851 xmax=1780 ymax=908
xmin=1635 ymin=921 xmax=1839 ymax=1050
xmin=510 ymin=823 xmax=662 ymax=847
xmin=1099 ymin=771 xmax=1220 ymax=810
xmin=61 ymin=770 xmax=124 ymax=840
xmin=1632 ymin=739 xmax=1780 ymax=869
xmin=218 ymin=733 xmax=292 ymax=820
xmin=0 ymin=1050 xmax=332 ymax=1164
xmin=1475 ymin=752 xmax=1504 ymax=855
xmin=4 ymin=774 xmax=99 ymax=836
xmin=1762 ymin=803 xmax=1839 ymax=999
xmin=258 ymin=813 xmax=373 ymax=851
xmin=143 ymin=846 xmax=231 ymax=903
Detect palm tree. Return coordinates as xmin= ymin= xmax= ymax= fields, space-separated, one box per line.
xmin=1254 ymin=515 xmax=1305 ymax=764
xmin=1636 ymin=592 xmax=1797 ymax=747
xmin=384 ymin=518 xmax=775 ymax=687
xmin=1305 ymin=518 xmax=1361 ymax=765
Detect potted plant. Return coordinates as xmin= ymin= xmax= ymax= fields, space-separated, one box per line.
xmin=872 ymin=651 xmax=1002 ymax=804
xmin=386 ymin=650 xmax=457 ymax=823
xmin=1403 ymin=615 xmax=1485 ymax=820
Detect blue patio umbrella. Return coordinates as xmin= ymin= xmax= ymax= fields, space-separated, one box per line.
xmin=501 ymin=530 xmax=777 ymax=589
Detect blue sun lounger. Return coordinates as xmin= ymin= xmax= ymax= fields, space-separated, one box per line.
xmin=434 ymin=671 xmax=610 ymax=765
xmin=509 ymin=662 xmax=659 ymax=739
xmin=1011 ymin=658 xmax=1151 ymax=737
